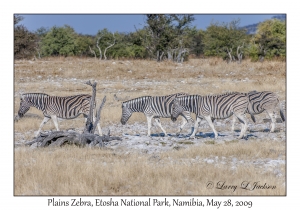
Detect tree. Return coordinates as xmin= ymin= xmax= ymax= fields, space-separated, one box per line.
xmin=91 ymin=28 xmax=116 ymax=60
xmin=14 ymin=15 xmax=24 ymax=25
xmin=190 ymin=29 xmax=205 ymax=57
xmin=250 ymin=19 xmax=286 ymax=61
xmin=14 ymin=15 xmax=37 ymax=59
xmin=75 ymin=34 xmax=94 ymax=57
xmin=107 ymin=32 xmax=146 ymax=59
xmin=35 ymin=27 xmax=49 ymax=58
xmin=140 ymin=14 xmax=195 ymax=62
xmin=203 ymin=19 xmax=248 ymax=63
xmin=41 ymin=25 xmax=77 ymax=57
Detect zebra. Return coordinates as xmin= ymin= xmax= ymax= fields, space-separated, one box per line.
xmin=231 ymin=91 xmax=286 ymax=132
xmin=120 ymin=93 xmax=194 ymax=137
xmin=15 ymin=93 xmax=102 ymax=137
xmin=170 ymin=92 xmax=249 ymax=139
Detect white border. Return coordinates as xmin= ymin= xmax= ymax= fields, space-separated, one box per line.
xmin=3 ymin=1 xmax=296 ymax=209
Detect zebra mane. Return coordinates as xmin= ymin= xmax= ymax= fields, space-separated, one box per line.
xmin=208 ymin=91 xmax=241 ymax=97
xmin=21 ymin=93 xmax=50 ymax=99
xmin=122 ymin=96 xmax=152 ymax=104
xmin=168 ymin=92 xmax=188 ymax=97
xmin=248 ymin=90 xmax=258 ymax=95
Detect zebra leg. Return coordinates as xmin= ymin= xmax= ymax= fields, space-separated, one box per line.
xmin=266 ymin=110 xmax=276 ymax=132
xmin=146 ymin=115 xmax=154 ymax=137
xmin=190 ymin=116 xmax=201 ymax=138
xmin=235 ymin=113 xmax=248 ymax=139
xmin=51 ymin=115 xmax=60 ymax=131
xmin=204 ymin=115 xmax=218 ymax=139
xmin=177 ymin=117 xmax=188 ymax=135
xmin=178 ymin=111 xmax=194 ymax=135
xmin=35 ymin=116 xmax=51 ymax=137
xmin=154 ymin=118 xmax=167 ymax=136
xmin=231 ymin=115 xmax=236 ymax=132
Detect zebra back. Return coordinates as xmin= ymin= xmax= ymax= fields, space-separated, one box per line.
xmin=148 ymin=93 xmax=189 ymax=117
xmin=175 ymin=92 xmax=248 ymax=119
xmin=20 ymin=93 xmax=93 ymax=119
xmin=205 ymin=92 xmax=248 ymax=119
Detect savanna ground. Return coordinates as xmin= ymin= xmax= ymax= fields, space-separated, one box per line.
xmin=14 ymin=57 xmax=286 ymax=195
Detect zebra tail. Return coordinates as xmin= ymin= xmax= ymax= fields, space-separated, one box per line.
xmin=250 ymin=114 xmax=256 ymax=123
xmin=278 ymin=99 xmax=286 ymax=122
xmin=211 ymin=117 xmax=215 ymax=123
xmin=280 ymin=108 xmax=286 ymax=122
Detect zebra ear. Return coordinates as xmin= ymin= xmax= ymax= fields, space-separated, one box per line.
xmin=173 ymin=99 xmax=179 ymax=105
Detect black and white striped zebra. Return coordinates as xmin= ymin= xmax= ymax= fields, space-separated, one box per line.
xmin=231 ymin=91 xmax=285 ymax=132
xmin=15 ymin=93 xmax=102 ymax=137
xmin=120 ymin=93 xmax=193 ymax=136
xmin=171 ymin=92 xmax=249 ymax=139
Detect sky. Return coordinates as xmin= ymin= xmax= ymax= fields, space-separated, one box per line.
xmin=17 ymin=14 xmax=284 ymax=35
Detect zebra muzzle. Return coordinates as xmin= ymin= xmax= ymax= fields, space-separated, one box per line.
xmin=14 ymin=115 xmax=21 ymax=121
xmin=171 ymin=116 xmax=177 ymax=122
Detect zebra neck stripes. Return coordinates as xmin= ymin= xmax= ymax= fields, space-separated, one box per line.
xmin=21 ymin=93 xmax=49 ymax=112
xmin=122 ymin=96 xmax=152 ymax=113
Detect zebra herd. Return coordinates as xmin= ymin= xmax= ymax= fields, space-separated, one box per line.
xmin=15 ymin=90 xmax=285 ymax=140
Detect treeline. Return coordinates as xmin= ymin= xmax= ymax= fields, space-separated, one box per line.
xmin=14 ymin=14 xmax=286 ymax=62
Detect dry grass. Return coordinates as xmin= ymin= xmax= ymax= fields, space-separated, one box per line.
xmin=14 ymin=140 xmax=285 ymax=196
xmin=14 ymin=57 xmax=286 ymax=195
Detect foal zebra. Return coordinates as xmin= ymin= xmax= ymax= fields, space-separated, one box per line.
xmin=231 ymin=91 xmax=285 ymax=132
xmin=171 ymin=92 xmax=249 ymax=139
xmin=120 ymin=93 xmax=193 ymax=136
xmin=15 ymin=93 xmax=102 ymax=137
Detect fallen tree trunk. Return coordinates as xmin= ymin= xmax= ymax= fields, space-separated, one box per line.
xmin=24 ymin=131 xmax=121 ymax=148
xmin=23 ymin=80 xmax=122 ymax=148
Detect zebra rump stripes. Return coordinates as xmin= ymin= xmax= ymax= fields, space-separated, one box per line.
xmin=232 ymin=91 xmax=286 ymax=132
xmin=15 ymin=93 xmax=102 ymax=137
xmin=171 ymin=92 xmax=249 ymax=139
xmin=120 ymin=93 xmax=193 ymax=136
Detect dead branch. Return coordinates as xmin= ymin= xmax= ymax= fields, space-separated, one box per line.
xmin=236 ymin=42 xmax=244 ymax=64
xmin=96 ymin=36 xmax=103 ymax=60
xmin=84 ymin=80 xmax=97 ymax=133
xmin=103 ymin=33 xmax=116 ymax=60
xmin=24 ymin=130 xmax=121 ymax=148
xmin=225 ymin=47 xmax=233 ymax=63
xmin=89 ymin=46 xmax=97 ymax=59
xmin=91 ymin=96 xmax=106 ymax=134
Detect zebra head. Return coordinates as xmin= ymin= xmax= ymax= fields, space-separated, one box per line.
xmin=15 ymin=95 xmax=31 ymax=121
xmin=171 ymin=98 xmax=185 ymax=122
xmin=120 ymin=102 xmax=132 ymax=125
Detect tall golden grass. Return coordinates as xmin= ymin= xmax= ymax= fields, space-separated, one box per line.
xmin=15 ymin=139 xmax=285 ymax=195
xmin=14 ymin=57 xmax=286 ymax=195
